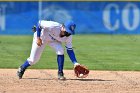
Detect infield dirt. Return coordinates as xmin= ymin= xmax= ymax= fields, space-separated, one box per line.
xmin=0 ymin=69 xmax=140 ymax=93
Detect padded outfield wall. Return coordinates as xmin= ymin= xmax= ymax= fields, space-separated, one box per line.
xmin=0 ymin=1 xmax=140 ymax=35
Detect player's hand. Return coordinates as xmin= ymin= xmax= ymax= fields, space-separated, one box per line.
xmin=37 ymin=37 xmax=42 ymax=46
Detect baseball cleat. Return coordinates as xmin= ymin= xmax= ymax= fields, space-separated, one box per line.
xmin=58 ymin=72 xmax=66 ymax=80
xmin=17 ymin=66 xmax=26 ymax=79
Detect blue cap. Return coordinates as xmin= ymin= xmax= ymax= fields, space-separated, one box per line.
xmin=64 ymin=20 xmax=76 ymax=35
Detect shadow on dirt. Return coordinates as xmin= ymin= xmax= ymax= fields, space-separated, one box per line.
xmin=23 ymin=78 xmax=114 ymax=82
xmin=22 ymin=78 xmax=56 ymax=80
xmin=67 ymin=78 xmax=114 ymax=81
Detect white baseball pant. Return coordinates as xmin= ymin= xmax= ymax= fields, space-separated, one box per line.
xmin=27 ymin=31 xmax=64 ymax=65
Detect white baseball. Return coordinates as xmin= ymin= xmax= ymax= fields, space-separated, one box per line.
xmin=79 ymin=74 xmax=83 ymax=77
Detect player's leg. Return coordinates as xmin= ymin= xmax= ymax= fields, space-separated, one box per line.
xmin=17 ymin=35 xmax=47 ymax=79
xmin=27 ymin=39 xmax=47 ymax=65
xmin=49 ymin=42 xmax=65 ymax=80
xmin=17 ymin=60 xmax=30 ymax=79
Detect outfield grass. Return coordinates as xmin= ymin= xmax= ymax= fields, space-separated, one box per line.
xmin=0 ymin=34 xmax=140 ymax=71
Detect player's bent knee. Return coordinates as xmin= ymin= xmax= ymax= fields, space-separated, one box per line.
xmin=28 ymin=61 xmax=37 ymax=65
xmin=56 ymin=50 xmax=64 ymax=55
xmin=27 ymin=58 xmax=39 ymax=65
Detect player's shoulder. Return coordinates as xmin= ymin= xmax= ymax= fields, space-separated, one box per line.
xmin=39 ymin=20 xmax=61 ymax=27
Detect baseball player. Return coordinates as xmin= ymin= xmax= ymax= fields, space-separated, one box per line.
xmin=17 ymin=20 xmax=80 ymax=80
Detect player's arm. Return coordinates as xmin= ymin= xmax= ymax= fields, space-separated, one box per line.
xmin=66 ymin=46 xmax=77 ymax=64
xmin=36 ymin=21 xmax=42 ymax=46
xmin=65 ymin=36 xmax=78 ymax=65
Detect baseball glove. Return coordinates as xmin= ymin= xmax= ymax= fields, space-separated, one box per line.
xmin=74 ymin=64 xmax=89 ymax=78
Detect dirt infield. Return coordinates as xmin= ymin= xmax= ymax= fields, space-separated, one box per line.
xmin=0 ymin=69 xmax=140 ymax=93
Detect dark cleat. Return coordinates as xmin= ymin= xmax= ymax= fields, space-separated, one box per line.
xmin=17 ymin=66 xmax=26 ymax=79
xmin=58 ymin=72 xmax=66 ymax=80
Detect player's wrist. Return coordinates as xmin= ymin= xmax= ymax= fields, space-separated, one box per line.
xmin=37 ymin=37 xmax=41 ymax=39
xmin=37 ymin=37 xmax=42 ymax=46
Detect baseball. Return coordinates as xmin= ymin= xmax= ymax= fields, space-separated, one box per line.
xmin=79 ymin=74 xmax=83 ymax=77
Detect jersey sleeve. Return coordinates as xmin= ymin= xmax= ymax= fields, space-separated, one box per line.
xmin=36 ymin=20 xmax=42 ymax=37
xmin=36 ymin=20 xmax=50 ymax=37
xmin=65 ymin=36 xmax=73 ymax=48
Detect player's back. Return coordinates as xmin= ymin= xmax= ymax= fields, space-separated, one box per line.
xmin=38 ymin=20 xmax=72 ymax=44
xmin=39 ymin=20 xmax=61 ymax=29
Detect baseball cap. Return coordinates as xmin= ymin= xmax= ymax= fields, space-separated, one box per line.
xmin=64 ymin=20 xmax=76 ymax=35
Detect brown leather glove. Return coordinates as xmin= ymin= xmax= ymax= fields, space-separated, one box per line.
xmin=74 ymin=64 xmax=89 ymax=78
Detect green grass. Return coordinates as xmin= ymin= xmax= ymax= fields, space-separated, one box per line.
xmin=0 ymin=34 xmax=140 ymax=71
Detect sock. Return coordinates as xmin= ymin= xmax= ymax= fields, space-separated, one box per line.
xmin=57 ymin=55 xmax=64 ymax=73
xmin=21 ymin=60 xmax=31 ymax=69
